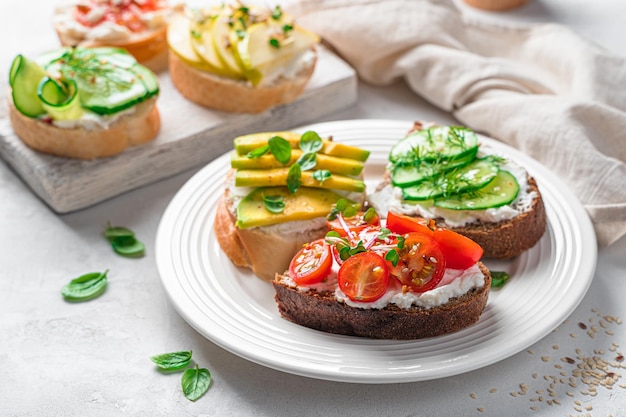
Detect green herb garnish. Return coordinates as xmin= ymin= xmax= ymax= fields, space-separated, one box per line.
xmin=490 ymin=271 xmax=510 ymax=288
xmin=286 ymin=163 xmax=301 ymax=193
xmin=263 ymin=194 xmax=286 ymax=213
xmin=268 ymin=135 xmax=291 ymax=164
xmin=269 ymin=38 xmax=280 ymax=48
xmin=182 ymin=365 xmax=212 ymax=401
xmin=150 ymin=351 xmax=193 ymax=371
xmin=246 ymin=145 xmax=269 ymax=159
xmin=104 ymin=223 xmax=145 ymax=258
xmin=312 ymin=169 xmax=331 ymax=183
xmin=61 ymin=270 xmax=108 ymax=302
xmin=271 ymin=5 xmax=283 ymax=20
xmin=299 ymin=130 xmax=323 ymax=153
xmin=296 ymin=152 xmax=317 ymax=171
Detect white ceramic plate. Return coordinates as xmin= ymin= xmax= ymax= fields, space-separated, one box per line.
xmin=155 ymin=119 xmax=596 ymax=384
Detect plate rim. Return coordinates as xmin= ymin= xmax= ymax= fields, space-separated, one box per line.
xmin=155 ymin=118 xmax=597 ymax=384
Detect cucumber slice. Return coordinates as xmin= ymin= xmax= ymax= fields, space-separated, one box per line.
xmin=401 ymin=159 xmax=499 ymax=201
xmin=44 ymin=48 xmax=152 ymax=115
xmin=38 ymin=77 xmax=83 ymax=120
xmin=434 ymin=170 xmax=520 ymax=210
xmin=389 ymin=126 xmax=479 ymax=164
xmin=391 ymin=148 xmax=477 ymax=187
xmin=9 ymin=55 xmax=47 ymax=117
xmin=131 ymin=64 xmax=159 ymax=97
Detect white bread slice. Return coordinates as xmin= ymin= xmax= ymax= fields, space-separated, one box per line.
xmin=8 ymin=97 xmax=160 ymax=159
xmin=168 ymin=50 xmax=316 ymax=113
xmin=53 ymin=4 xmax=170 ymax=73
xmin=273 ymin=263 xmax=492 ymax=340
xmin=214 ymin=185 xmax=329 ymax=281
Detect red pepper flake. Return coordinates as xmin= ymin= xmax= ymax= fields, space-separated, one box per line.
xmin=616 ymin=355 xmax=624 ymax=362
xmin=578 ymin=322 xmax=587 ymax=330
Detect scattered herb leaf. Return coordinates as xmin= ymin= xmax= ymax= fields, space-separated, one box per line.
xmin=286 ymin=163 xmax=301 ymax=193
xmin=299 ymin=131 xmax=323 ymax=153
xmin=269 ymin=38 xmax=280 ymax=48
xmin=312 ymin=169 xmax=331 ymax=183
xmin=104 ymin=223 xmax=145 ymax=258
xmin=181 ymin=365 xmax=211 ymax=401
xmin=385 ymin=250 xmax=399 ymax=267
xmin=150 ymin=351 xmax=193 ymax=371
xmin=271 ymin=5 xmax=283 ymax=20
xmin=491 ymin=271 xmax=510 ymax=288
xmin=246 ymin=145 xmax=269 ymax=159
xmin=263 ymin=194 xmax=286 ymax=213
xmin=296 ymin=152 xmax=317 ymax=171
xmin=268 ymin=136 xmax=291 ymax=164
xmin=61 ymin=270 xmax=108 ymax=302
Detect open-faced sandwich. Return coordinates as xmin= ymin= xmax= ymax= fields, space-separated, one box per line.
xmin=214 ymin=130 xmax=370 ymax=280
xmin=167 ymin=1 xmax=319 ymax=113
xmin=8 ymin=46 xmax=160 ymax=159
xmin=272 ymin=205 xmax=491 ymax=339
xmin=368 ymin=122 xmax=547 ymax=259
xmin=53 ymin=0 xmax=171 ymax=71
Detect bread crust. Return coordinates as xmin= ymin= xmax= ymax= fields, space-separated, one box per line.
xmin=8 ymin=97 xmax=160 ymax=159
xmin=168 ymin=50 xmax=316 ymax=113
xmin=462 ymin=0 xmax=528 ymax=10
xmin=55 ymin=23 xmax=169 ymax=72
xmin=272 ymin=263 xmax=492 ymax=340
xmin=213 ymin=187 xmax=329 ymax=281
xmin=441 ymin=176 xmax=547 ymax=259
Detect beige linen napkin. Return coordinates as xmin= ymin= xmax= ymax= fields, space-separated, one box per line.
xmin=285 ymin=0 xmax=626 ymax=247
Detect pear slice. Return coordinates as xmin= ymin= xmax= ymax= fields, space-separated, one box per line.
xmin=167 ymin=13 xmax=214 ymax=71
xmin=210 ymin=8 xmax=243 ymax=78
xmin=235 ymin=22 xmax=319 ymax=85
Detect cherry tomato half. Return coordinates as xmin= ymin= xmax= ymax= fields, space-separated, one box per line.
xmin=387 ymin=232 xmax=445 ymax=293
xmin=327 ymin=211 xmax=380 ymax=238
xmin=337 ymin=252 xmax=389 ymax=302
xmin=385 ymin=211 xmax=434 ymax=236
xmin=432 ymin=228 xmax=483 ymax=270
xmin=75 ymin=0 xmax=163 ymax=31
xmin=288 ymin=239 xmax=332 ymax=286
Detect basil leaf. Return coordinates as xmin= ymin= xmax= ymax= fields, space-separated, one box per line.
xmin=312 ymin=169 xmax=331 ymax=183
xmin=268 ymin=136 xmax=291 ymax=164
xmin=286 ymin=163 xmax=301 ymax=193
xmin=103 ymin=225 xmax=134 ymax=241
xmin=299 ymin=131 xmax=323 ymax=153
xmin=263 ymin=195 xmax=286 ymax=213
xmin=61 ymin=270 xmax=108 ymax=302
xmin=267 ymin=136 xmax=291 ymax=164
xmin=246 ymin=145 xmax=269 ymax=159
xmin=150 ymin=350 xmax=192 ymax=371
xmin=181 ymin=365 xmax=211 ymax=401
xmin=104 ymin=223 xmax=145 ymax=258
xmin=112 ymin=237 xmax=145 ymax=258
xmin=491 ymin=271 xmax=510 ymax=288
xmin=297 ymin=152 xmax=317 ymax=171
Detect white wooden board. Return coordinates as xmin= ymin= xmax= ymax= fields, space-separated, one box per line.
xmin=0 ymin=46 xmax=357 ymax=213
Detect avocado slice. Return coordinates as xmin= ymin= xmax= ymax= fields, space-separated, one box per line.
xmin=236 ymin=186 xmax=358 ymax=228
xmin=230 ymin=150 xmax=364 ymax=176
xmin=233 ymin=132 xmax=370 ymax=161
xmin=235 ymin=168 xmax=365 ymax=192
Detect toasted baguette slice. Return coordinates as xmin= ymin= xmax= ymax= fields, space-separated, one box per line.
xmin=53 ymin=1 xmax=170 ymax=72
xmin=462 ymin=0 xmax=528 ymax=10
xmin=214 ymin=185 xmax=330 ymax=281
xmin=169 ymin=51 xmax=316 ymax=114
xmin=273 ymin=263 xmax=491 ymax=340
xmin=8 ymin=97 xmax=160 ymax=159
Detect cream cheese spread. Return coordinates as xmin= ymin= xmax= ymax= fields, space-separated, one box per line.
xmin=368 ymin=147 xmax=537 ymax=227
xmin=280 ymin=263 xmax=486 ymax=310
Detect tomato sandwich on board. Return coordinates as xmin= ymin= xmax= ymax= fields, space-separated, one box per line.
xmin=53 ymin=0 xmax=171 ymax=71
xmin=214 ymin=130 xmax=371 ymax=281
xmin=166 ymin=1 xmax=319 ymax=113
xmin=272 ymin=204 xmax=491 ymax=340
xmin=368 ymin=122 xmax=547 ymax=259
xmin=8 ymin=47 xmax=160 ymax=159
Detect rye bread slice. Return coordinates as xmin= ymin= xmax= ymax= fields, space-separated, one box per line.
xmin=272 ymin=263 xmax=491 ymax=340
